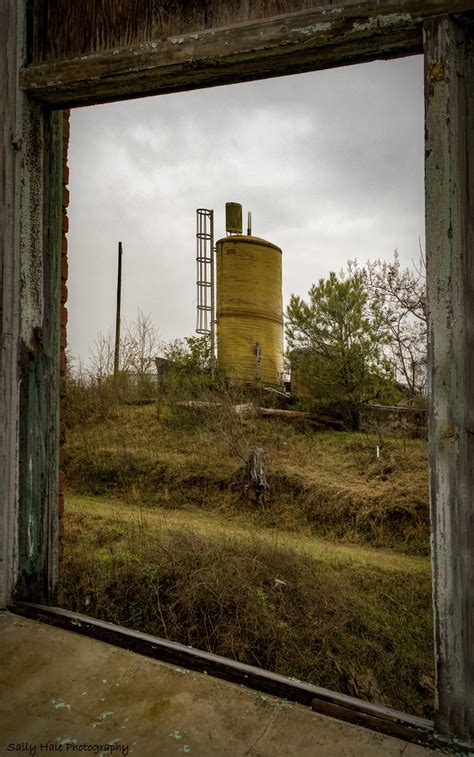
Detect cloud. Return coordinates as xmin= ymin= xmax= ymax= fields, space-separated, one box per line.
xmin=67 ymin=55 xmax=424 ymax=364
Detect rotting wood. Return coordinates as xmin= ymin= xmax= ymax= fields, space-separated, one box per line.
xmin=257 ymin=407 xmax=344 ymax=429
xmin=310 ymin=700 xmax=473 ymax=754
xmin=424 ymin=16 xmax=474 ymax=744
xmin=11 ymin=602 xmax=438 ymax=750
xmin=247 ymin=447 xmax=269 ymax=505
xmin=43 ymin=110 xmax=63 ymax=603
xmin=0 ymin=0 xmax=21 ymax=609
xmin=21 ymin=1 xmax=474 ymax=108
xmin=16 ymin=107 xmax=63 ymax=604
xmin=1 ymin=0 xmax=62 ymax=607
xmin=28 ymin=0 xmax=474 ymax=65
xmin=30 ymin=0 xmax=343 ymax=63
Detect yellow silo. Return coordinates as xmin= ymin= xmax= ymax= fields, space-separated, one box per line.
xmin=216 ymin=235 xmax=284 ymax=386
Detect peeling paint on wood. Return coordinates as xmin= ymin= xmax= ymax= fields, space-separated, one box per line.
xmin=1 ymin=0 xmax=62 ymax=607
xmin=17 ymin=109 xmax=63 ymax=603
xmin=20 ymin=1 xmax=474 ymax=108
xmin=29 ymin=0 xmax=352 ymax=63
xmin=19 ymin=107 xmax=44 ymax=347
xmin=424 ymin=15 xmax=474 ymax=743
xmin=1 ymin=0 xmax=23 ymax=610
xmin=352 ymin=12 xmax=416 ymax=32
xmin=27 ymin=0 xmax=474 ymax=64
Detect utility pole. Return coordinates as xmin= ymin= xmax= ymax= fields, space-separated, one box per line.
xmin=114 ymin=241 xmax=123 ymax=375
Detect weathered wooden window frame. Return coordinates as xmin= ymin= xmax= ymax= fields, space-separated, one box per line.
xmin=1 ymin=0 xmax=473 ymax=749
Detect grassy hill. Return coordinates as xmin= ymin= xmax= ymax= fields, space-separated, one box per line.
xmin=65 ymin=402 xmax=429 ymax=554
xmin=62 ymin=401 xmax=433 ymax=716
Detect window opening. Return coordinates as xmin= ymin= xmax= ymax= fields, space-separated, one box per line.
xmin=63 ymin=56 xmax=431 ymax=720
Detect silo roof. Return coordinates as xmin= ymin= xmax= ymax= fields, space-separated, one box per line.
xmin=216 ymin=235 xmax=282 ymax=253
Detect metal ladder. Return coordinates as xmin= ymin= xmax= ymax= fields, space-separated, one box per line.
xmin=196 ymin=208 xmax=215 ymax=370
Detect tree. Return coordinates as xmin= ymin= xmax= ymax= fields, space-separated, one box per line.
xmin=122 ymin=310 xmax=162 ymax=377
xmin=158 ymin=333 xmax=213 ymax=401
xmin=87 ymin=310 xmax=162 ymax=381
xmin=286 ymin=271 xmax=395 ymax=428
xmin=89 ymin=329 xmax=115 ymax=381
xmin=353 ymin=250 xmax=427 ymax=398
xmin=161 ymin=333 xmax=213 ymax=372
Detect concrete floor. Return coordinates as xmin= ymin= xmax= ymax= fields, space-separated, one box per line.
xmin=0 ymin=611 xmax=436 ymax=756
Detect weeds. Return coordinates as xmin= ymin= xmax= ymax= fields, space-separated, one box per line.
xmin=63 ymin=378 xmax=432 ymax=715
xmin=62 ymin=498 xmax=433 ymax=717
xmin=65 ymin=403 xmax=429 ymax=554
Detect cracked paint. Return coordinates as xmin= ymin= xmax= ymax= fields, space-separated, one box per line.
xmin=353 ymin=13 xmax=415 ymax=33
xmin=292 ymin=22 xmax=332 ymax=36
xmin=27 ymin=510 xmax=35 ymax=560
xmin=51 ymin=698 xmax=71 ymax=711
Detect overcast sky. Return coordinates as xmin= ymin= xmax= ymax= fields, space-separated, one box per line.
xmin=68 ymin=54 xmax=424 ymax=366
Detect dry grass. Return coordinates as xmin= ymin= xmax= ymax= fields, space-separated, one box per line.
xmin=63 ymin=494 xmax=434 ymax=717
xmin=66 ymin=494 xmax=428 ymax=574
xmin=63 ymin=400 xmax=433 ymax=716
xmin=65 ymin=403 xmax=429 ymax=554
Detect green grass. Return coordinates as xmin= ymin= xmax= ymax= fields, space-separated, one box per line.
xmin=65 ymin=403 xmax=429 ymax=554
xmin=62 ymin=493 xmax=434 ymax=717
xmin=62 ymin=401 xmax=433 ymax=715
xmin=66 ymin=493 xmax=429 ymax=574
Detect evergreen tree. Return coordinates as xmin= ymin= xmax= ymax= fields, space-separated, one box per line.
xmin=286 ymin=271 xmax=395 ymax=428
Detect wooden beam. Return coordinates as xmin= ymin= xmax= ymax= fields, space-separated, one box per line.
xmin=13 ymin=103 xmax=62 ymax=605
xmin=0 ymin=0 xmax=62 ymax=607
xmin=424 ymin=15 xmax=474 ymax=745
xmin=12 ymin=602 xmax=438 ymax=750
xmin=42 ymin=109 xmax=63 ymax=602
xmin=20 ymin=1 xmax=474 ymax=108
xmin=0 ymin=0 xmax=21 ymax=609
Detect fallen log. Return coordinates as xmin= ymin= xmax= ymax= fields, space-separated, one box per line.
xmin=256 ymin=407 xmax=343 ymax=430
